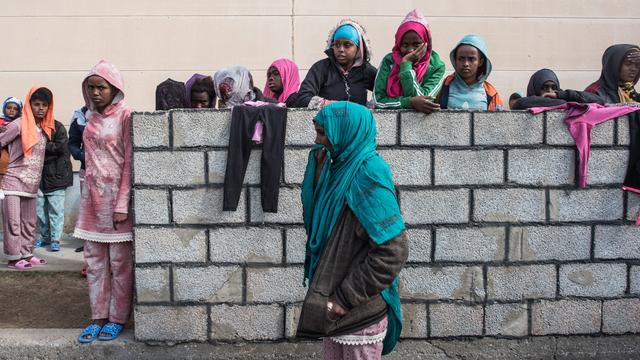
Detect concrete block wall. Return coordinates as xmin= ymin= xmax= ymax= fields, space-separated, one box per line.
xmin=132 ymin=109 xmax=640 ymax=343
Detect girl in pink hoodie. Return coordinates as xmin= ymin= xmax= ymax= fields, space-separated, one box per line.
xmin=75 ymin=60 xmax=133 ymax=343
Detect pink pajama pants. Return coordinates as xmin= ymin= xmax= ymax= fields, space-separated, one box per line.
xmin=322 ymin=316 xmax=388 ymax=360
xmin=84 ymin=240 xmax=133 ymax=324
xmin=3 ymin=195 xmax=37 ymax=261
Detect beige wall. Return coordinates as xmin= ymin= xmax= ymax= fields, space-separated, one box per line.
xmin=2 ymin=0 xmax=639 ymax=121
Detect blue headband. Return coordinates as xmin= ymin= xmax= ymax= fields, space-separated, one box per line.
xmin=333 ymin=24 xmax=360 ymax=46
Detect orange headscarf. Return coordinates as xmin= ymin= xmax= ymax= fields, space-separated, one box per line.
xmin=21 ymin=86 xmax=55 ymax=156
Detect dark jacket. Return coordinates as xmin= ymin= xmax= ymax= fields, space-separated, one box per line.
xmin=68 ymin=107 xmax=87 ymax=170
xmin=287 ymin=50 xmax=377 ymax=108
xmin=40 ymin=120 xmax=73 ymax=193
xmin=512 ymin=90 xmax=605 ymax=110
xmin=296 ymin=205 xmax=408 ymax=338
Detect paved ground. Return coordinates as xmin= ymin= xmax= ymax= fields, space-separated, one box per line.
xmin=0 ymin=234 xmax=84 ymax=272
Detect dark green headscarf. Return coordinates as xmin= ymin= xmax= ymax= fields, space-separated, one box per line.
xmin=301 ymin=101 xmax=405 ymax=355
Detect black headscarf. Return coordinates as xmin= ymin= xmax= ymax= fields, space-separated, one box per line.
xmin=155 ymin=78 xmax=188 ymax=110
xmin=526 ymin=69 xmax=560 ymax=97
xmin=587 ymin=44 xmax=640 ymax=103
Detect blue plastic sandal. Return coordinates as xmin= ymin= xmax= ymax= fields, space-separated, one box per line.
xmin=78 ymin=324 xmax=102 ymax=343
xmin=50 ymin=242 xmax=60 ymax=252
xmin=98 ymin=322 xmax=124 ymax=341
xmin=34 ymin=239 xmax=43 ymax=248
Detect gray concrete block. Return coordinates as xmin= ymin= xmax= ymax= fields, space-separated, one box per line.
xmin=133 ymin=189 xmax=169 ymax=225
xmin=546 ymin=111 xmax=614 ymax=145
xmin=173 ymin=266 xmax=243 ymax=302
xmin=209 ymin=227 xmax=282 ymax=263
xmin=532 ymin=300 xmax=601 ymax=335
xmin=249 ymin=187 xmax=303 ymax=224
xmin=400 ymin=266 xmax=484 ymax=301
xmin=595 ymin=225 xmax=640 ymax=259
xmin=485 ymin=303 xmax=528 ymax=337
xmin=246 ymin=266 xmax=306 ymax=303
xmin=401 ymin=303 xmax=428 ymax=338
xmin=400 ymin=189 xmax=469 ymax=224
xmin=172 ymin=109 xmax=231 ymax=147
xmin=627 ymin=192 xmax=640 ymax=222
xmin=379 ymin=149 xmax=431 ymax=186
xmin=132 ymin=112 xmax=169 ymax=148
xmin=400 ymin=111 xmax=470 ymax=146
xmin=549 ymin=189 xmax=623 ymax=222
xmin=134 ymin=152 xmax=205 ymax=186
xmin=474 ymin=111 xmax=543 ymax=145
xmin=135 ymin=228 xmax=207 ymax=263
xmin=135 ymin=305 xmax=208 ymax=341
xmin=487 ymin=265 xmax=556 ymax=300
xmin=285 ymin=109 xmax=316 ymax=146
xmin=208 ymin=150 xmax=261 ymax=185
xmin=559 ymin=263 xmax=627 ymax=297
xmin=631 ymin=266 xmax=640 ymax=295
xmin=173 ymin=189 xmax=246 ymax=224
xmin=429 ymin=303 xmax=483 ymax=337
xmin=135 ymin=266 xmax=170 ymax=303
xmin=406 ymin=228 xmax=431 ymax=263
xmin=603 ymin=299 xmax=640 ymax=334
xmin=285 ymin=227 xmax=307 ymax=264
xmin=372 ymin=110 xmax=398 ymax=146
xmin=283 ymin=149 xmax=310 ymax=185
xmin=435 ymin=227 xmax=505 ymax=262
xmin=434 ymin=150 xmax=503 ymax=185
xmin=474 ymin=189 xmax=545 ymax=222
xmin=285 ymin=304 xmax=302 ymax=338
xmin=210 ymin=304 xmax=284 ymax=340
xmin=618 ymin=116 xmax=631 ymax=146
xmin=507 ymin=149 xmax=575 ymax=186
xmin=509 ymin=226 xmax=591 ymax=261
xmin=587 ymin=149 xmax=628 ymax=185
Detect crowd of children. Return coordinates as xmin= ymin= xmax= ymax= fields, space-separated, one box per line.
xmin=0 ymin=8 xmax=638 ymax=358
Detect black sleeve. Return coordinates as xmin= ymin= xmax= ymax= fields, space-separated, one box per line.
xmin=68 ymin=119 xmax=84 ymax=163
xmin=364 ymin=63 xmax=378 ymax=91
xmin=511 ymin=96 xmax=566 ymax=110
xmin=46 ymin=122 xmax=69 ymax=155
xmin=288 ymin=61 xmax=327 ymax=108
xmin=556 ymin=89 xmax=605 ymax=104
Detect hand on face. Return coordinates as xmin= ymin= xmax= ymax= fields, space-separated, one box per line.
xmin=402 ymin=43 xmax=427 ymax=63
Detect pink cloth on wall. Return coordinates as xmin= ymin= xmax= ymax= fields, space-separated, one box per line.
xmin=262 ymin=58 xmax=301 ymax=103
xmin=244 ymin=101 xmax=286 ymax=144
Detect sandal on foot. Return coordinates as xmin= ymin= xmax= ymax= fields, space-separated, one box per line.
xmin=98 ymin=322 xmax=124 ymax=341
xmin=7 ymin=259 xmax=33 ymax=270
xmin=28 ymin=256 xmax=47 ymax=266
xmin=78 ymin=324 xmax=102 ymax=343
xmin=50 ymin=242 xmax=60 ymax=252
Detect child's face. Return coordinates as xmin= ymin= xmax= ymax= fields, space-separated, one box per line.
xmin=30 ymin=99 xmax=49 ymax=121
xmin=400 ymin=30 xmax=424 ymax=57
xmin=454 ymin=45 xmax=484 ymax=84
xmin=619 ymin=50 xmax=640 ymax=84
xmin=313 ymin=121 xmax=333 ymax=153
xmin=332 ymin=39 xmax=358 ymax=68
xmin=539 ymin=81 xmax=558 ymax=97
xmin=267 ymin=66 xmax=283 ymax=95
xmin=3 ymin=103 xmax=19 ymax=118
xmin=191 ymin=91 xmax=211 ymax=108
xmin=86 ymin=75 xmax=116 ymax=111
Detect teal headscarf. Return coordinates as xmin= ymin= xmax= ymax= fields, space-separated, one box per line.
xmin=301 ymin=101 xmax=405 ymax=355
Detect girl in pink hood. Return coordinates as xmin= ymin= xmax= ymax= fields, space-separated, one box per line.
xmin=75 ymin=60 xmax=133 ymax=343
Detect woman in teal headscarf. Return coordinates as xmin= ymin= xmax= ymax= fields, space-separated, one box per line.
xmin=296 ymin=101 xmax=408 ymax=359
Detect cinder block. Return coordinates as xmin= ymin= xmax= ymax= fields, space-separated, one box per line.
xmin=549 ymin=189 xmax=623 ymax=222
xmin=135 ymin=228 xmax=207 ymax=263
xmin=595 ymin=225 xmax=640 ymax=259
xmin=134 ymin=152 xmax=205 ymax=186
xmin=627 ymin=192 xmax=640 ymax=222
xmin=249 ymin=187 xmax=303 ymax=224
xmin=400 ymin=266 xmax=484 ymax=301
xmin=209 ymin=227 xmax=282 ymax=263
xmin=587 ymin=149 xmax=628 ymax=185
xmin=618 ymin=116 xmax=631 ymax=146
xmin=474 ymin=111 xmax=543 ymax=145
xmin=285 ymin=304 xmax=302 ymax=338
xmin=509 ymin=226 xmax=591 ymax=261
xmin=246 ymin=266 xmax=306 ymax=303
xmin=133 ymin=189 xmax=169 ymax=225
xmin=208 ymin=150 xmax=261 ymax=185
xmin=132 ymin=112 xmax=169 ymax=148
xmin=406 ymin=228 xmax=431 ymax=263
xmin=429 ymin=303 xmax=483 ymax=337
xmin=559 ymin=263 xmax=626 ymax=297
xmin=286 ymin=227 xmax=307 ymax=264
xmin=631 ymin=266 xmax=640 ymax=295
xmin=372 ymin=110 xmax=398 ymax=146
xmin=173 ymin=189 xmax=246 ymax=224
xmin=435 ymin=227 xmax=504 ymax=262
xmin=400 ymin=189 xmax=469 ymax=224
xmin=603 ymin=299 xmax=640 ymax=334
xmin=532 ymin=300 xmax=601 ymax=335
xmin=546 ymin=111 xmax=614 ymax=145
xmin=285 ymin=109 xmax=316 ymax=146
xmin=474 ymin=189 xmax=545 ymax=222
xmin=485 ymin=303 xmax=528 ymax=337
xmin=487 ymin=265 xmax=556 ymax=300
xmin=379 ymin=149 xmax=431 ymax=186
xmin=210 ymin=304 xmax=284 ymax=340
xmin=400 ymin=111 xmax=470 ymax=146
xmin=135 ymin=266 xmax=170 ymax=302
xmin=507 ymin=149 xmax=575 ymax=186
xmin=135 ymin=305 xmax=208 ymax=341
xmin=172 ymin=109 xmax=231 ymax=147
xmin=284 ymin=149 xmax=310 ymax=185
xmin=401 ymin=303 xmax=428 ymax=338
xmin=434 ymin=150 xmax=503 ymax=185
xmin=173 ymin=266 xmax=243 ymax=302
